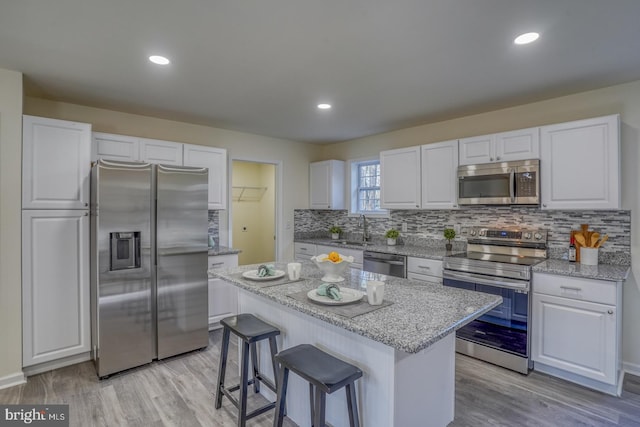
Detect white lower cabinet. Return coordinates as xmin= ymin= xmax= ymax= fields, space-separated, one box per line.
xmin=294 ymin=242 xmax=317 ymax=261
xmin=208 ymin=254 xmax=239 ymax=330
xmin=407 ymin=257 xmax=443 ymax=283
xmin=22 ymin=210 xmax=90 ymax=368
xmin=532 ymin=273 xmax=622 ymax=395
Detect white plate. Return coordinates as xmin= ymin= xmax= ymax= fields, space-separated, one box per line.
xmin=242 ymin=270 xmax=286 ymax=281
xmin=307 ymin=287 xmax=364 ymax=306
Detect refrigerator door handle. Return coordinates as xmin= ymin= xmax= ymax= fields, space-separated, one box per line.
xmin=157 ymin=164 xmax=208 ymax=174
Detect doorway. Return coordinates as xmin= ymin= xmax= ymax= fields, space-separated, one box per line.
xmin=231 ymin=160 xmax=276 ymax=265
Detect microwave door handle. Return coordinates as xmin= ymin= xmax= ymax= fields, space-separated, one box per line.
xmin=509 ymin=168 xmax=515 ymax=203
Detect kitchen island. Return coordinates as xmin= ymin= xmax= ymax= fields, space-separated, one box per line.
xmin=211 ymin=263 xmax=501 ymax=427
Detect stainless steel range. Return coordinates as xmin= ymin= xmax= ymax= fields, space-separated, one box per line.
xmin=443 ymin=227 xmax=548 ymax=374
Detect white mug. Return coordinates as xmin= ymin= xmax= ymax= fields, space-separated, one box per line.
xmin=287 ymin=262 xmax=302 ymax=280
xmin=367 ymin=280 xmax=385 ymax=305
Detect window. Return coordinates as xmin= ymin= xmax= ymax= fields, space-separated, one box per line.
xmin=348 ymin=158 xmax=387 ymax=216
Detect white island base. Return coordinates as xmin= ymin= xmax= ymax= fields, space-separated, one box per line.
xmin=239 ymin=289 xmax=455 ymax=427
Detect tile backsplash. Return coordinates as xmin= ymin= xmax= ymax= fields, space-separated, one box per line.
xmin=208 ymin=210 xmax=219 ymax=245
xmin=294 ymin=207 xmax=631 ymax=265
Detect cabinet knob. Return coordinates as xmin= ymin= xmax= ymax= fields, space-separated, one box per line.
xmin=84 ymin=212 xmax=89 ymax=216
xmin=416 ymin=204 xmax=419 ymax=208
xmin=85 ymin=202 xmax=89 ymax=207
xmin=542 ymin=204 xmax=547 ymax=208
xmin=328 ymin=205 xmax=330 ymax=208
xmin=608 ymin=309 xmax=614 ymax=315
xmin=490 ymin=157 xmax=494 ymax=161
xmin=496 ymin=156 xmax=501 ymax=161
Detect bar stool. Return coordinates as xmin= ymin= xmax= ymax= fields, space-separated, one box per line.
xmin=215 ymin=313 xmax=280 ymax=427
xmin=273 ymin=344 xmax=362 ymax=427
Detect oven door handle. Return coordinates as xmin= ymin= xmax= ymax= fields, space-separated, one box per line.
xmin=443 ymin=270 xmax=529 ymax=292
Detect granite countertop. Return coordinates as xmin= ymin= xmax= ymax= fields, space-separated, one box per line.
xmin=532 ymin=259 xmax=630 ymax=282
xmin=210 ymin=262 xmax=501 ymax=354
xmin=208 ymin=246 xmax=242 ymax=256
xmin=295 ymin=238 xmax=459 ymax=260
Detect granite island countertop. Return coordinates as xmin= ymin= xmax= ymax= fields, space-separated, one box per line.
xmin=532 ymin=259 xmax=630 ymax=282
xmin=295 ymin=238 xmax=460 ymax=260
xmin=210 ymin=262 xmax=501 ymax=354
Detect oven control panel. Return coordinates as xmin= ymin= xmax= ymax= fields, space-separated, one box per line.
xmin=461 ymin=227 xmax=547 ymax=243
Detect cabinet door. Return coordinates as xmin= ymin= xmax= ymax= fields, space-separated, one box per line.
xmin=139 ymin=138 xmax=183 ymax=165
xmin=421 ymin=140 xmax=458 ymax=209
xmin=208 ymin=254 xmax=239 ymax=329
xmin=532 ymin=293 xmax=616 ymax=384
xmin=495 ymin=127 xmax=539 ymax=162
xmin=22 ymin=115 xmax=91 ymax=209
xmin=183 ymin=144 xmax=227 ymax=210
xmin=310 ymin=160 xmax=344 ymax=209
xmin=380 ymin=146 xmax=421 ymax=209
xmin=92 ymin=132 xmax=140 ymax=162
xmin=22 ymin=210 xmax=90 ymax=366
xmin=458 ymin=134 xmax=494 ymax=165
xmin=540 ymin=115 xmax=620 ymax=210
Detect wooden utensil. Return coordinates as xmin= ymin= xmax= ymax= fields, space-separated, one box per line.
xmin=595 ymin=235 xmax=609 ymax=248
xmin=574 ymin=233 xmax=587 ymax=247
xmin=590 ymin=232 xmax=600 ymax=247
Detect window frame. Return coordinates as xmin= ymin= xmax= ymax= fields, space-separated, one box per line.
xmin=347 ymin=156 xmax=389 ymax=217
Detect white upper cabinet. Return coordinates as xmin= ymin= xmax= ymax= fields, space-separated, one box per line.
xmin=540 ymin=115 xmax=620 ymax=210
xmin=310 ymin=160 xmax=345 ymax=209
xmin=421 ymin=140 xmax=458 ymax=209
xmin=459 ymin=128 xmax=539 ymax=165
xmin=22 ymin=115 xmax=91 ymax=210
xmin=92 ymin=132 xmax=140 ymax=162
xmin=140 ymin=137 xmax=183 ymax=165
xmin=380 ymin=146 xmax=421 ymax=209
xmin=183 ymin=144 xmax=228 ymax=210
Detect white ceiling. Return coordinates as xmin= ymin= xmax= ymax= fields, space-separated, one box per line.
xmin=2 ymin=1 xmax=640 ymax=143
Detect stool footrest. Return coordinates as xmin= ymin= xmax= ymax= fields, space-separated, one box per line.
xmin=224 ymin=374 xmax=277 ymax=395
xmin=219 ymin=386 xmax=277 ymax=421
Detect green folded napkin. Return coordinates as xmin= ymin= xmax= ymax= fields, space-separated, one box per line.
xmin=316 ymin=283 xmax=342 ymax=301
xmin=257 ymin=264 xmax=276 ymax=277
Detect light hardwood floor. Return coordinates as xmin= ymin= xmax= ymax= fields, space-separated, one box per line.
xmin=1 ymin=330 xmax=639 ymax=426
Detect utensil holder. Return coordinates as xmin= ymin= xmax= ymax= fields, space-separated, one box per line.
xmin=580 ymin=247 xmax=599 ymax=265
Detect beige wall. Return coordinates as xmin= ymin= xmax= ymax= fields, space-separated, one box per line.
xmin=24 ymin=97 xmax=322 ymax=261
xmin=232 ymin=161 xmax=275 ymax=265
xmin=320 ymin=79 xmax=640 ymax=371
xmin=0 ymin=68 xmax=23 ymax=383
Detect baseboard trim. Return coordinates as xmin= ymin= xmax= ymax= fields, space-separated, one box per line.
xmin=23 ymin=352 xmax=92 ymax=377
xmin=0 ymin=372 xmax=26 ymax=390
xmin=622 ymin=361 xmax=640 ymax=377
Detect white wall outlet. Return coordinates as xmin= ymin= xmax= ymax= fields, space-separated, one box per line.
xmin=401 ymin=222 xmax=408 ymax=232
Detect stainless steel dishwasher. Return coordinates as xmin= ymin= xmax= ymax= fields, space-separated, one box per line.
xmin=363 ymin=251 xmax=407 ymax=278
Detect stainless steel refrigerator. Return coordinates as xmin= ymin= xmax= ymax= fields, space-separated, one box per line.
xmin=90 ymin=159 xmax=209 ymax=378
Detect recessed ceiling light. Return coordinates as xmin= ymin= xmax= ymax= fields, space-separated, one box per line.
xmin=317 ymin=103 xmax=332 ymax=110
xmin=514 ymin=32 xmax=540 ymax=45
xmin=149 ymin=55 xmax=170 ymax=65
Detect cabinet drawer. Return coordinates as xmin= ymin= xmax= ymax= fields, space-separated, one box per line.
xmin=208 ymin=254 xmax=239 ymax=270
xmin=407 ymin=257 xmax=443 ymax=277
xmin=533 ymin=273 xmax=616 ymax=305
xmin=407 ymin=271 xmax=443 ymax=284
xmin=294 ymin=242 xmax=316 ymax=256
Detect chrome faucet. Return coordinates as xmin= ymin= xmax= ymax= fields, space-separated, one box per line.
xmin=359 ymin=214 xmax=369 ymax=242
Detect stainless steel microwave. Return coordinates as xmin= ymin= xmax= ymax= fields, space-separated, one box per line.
xmin=457 ymin=159 xmax=540 ymax=205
